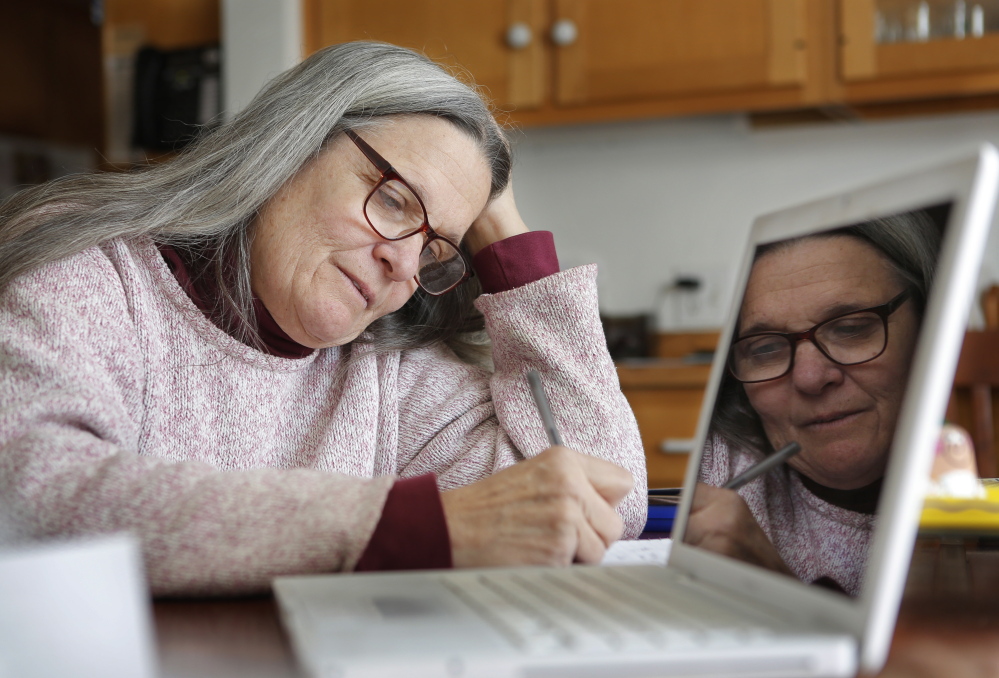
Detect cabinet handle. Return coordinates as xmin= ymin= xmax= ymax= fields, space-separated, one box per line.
xmin=505 ymin=22 xmax=533 ymax=50
xmin=660 ymin=438 xmax=696 ymax=454
xmin=550 ymin=18 xmax=578 ymax=47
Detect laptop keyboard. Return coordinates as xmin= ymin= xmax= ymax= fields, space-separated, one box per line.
xmin=442 ymin=567 xmax=782 ymax=655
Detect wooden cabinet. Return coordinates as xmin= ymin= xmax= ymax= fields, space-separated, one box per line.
xmin=302 ymin=0 xmax=999 ymax=126
xmin=3 ymin=2 xmax=103 ymax=148
xmin=103 ymin=0 xmax=220 ymax=48
xmin=840 ymin=0 xmax=999 ymax=106
xmin=304 ymin=0 xmax=547 ymax=109
xmin=548 ymin=0 xmax=809 ymax=106
xmin=13 ymin=0 xmax=999 ymax=159
xmin=1 ymin=0 xmax=221 ymax=165
xmin=303 ymin=0 xmax=830 ymax=126
xmin=617 ymin=363 xmax=711 ymax=488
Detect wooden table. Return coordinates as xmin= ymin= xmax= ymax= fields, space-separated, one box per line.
xmin=154 ymin=540 xmax=999 ymax=678
xmin=155 ymin=595 xmax=297 ymax=678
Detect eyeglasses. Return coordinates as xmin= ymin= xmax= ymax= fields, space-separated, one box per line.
xmin=727 ymin=290 xmax=911 ymax=384
xmin=345 ymin=129 xmax=471 ymax=296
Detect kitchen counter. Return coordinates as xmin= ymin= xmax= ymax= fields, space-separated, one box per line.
xmin=616 ymin=359 xmax=713 ymax=488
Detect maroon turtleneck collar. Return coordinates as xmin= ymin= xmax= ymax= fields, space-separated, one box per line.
xmin=158 ymin=243 xmax=315 ymax=359
xmin=799 ymin=473 xmax=882 ymax=515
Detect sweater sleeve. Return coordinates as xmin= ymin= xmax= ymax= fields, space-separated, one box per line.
xmin=392 ymin=264 xmax=648 ymax=537
xmin=0 ymin=247 xmax=394 ymax=596
xmin=354 ymin=474 xmax=451 ymax=571
xmin=472 ymin=231 xmax=560 ymax=293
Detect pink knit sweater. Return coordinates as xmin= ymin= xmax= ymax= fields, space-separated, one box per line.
xmin=0 ymin=237 xmax=646 ymax=595
xmin=698 ymin=435 xmax=874 ymax=596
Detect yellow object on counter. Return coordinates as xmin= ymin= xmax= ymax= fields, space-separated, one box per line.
xmin=920 ymin=482 xmax=999 ymax=534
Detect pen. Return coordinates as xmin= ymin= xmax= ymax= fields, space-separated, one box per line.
xmin=723 ymin=441 xmax=801 ymax=490
xmin=526 ymin=370 xmax=564 ymax=447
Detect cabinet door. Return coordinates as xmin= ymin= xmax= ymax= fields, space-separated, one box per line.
xmin=617 ymin=362 xmax=711 ymax=489
xmin=840 ymin=0 xmax=999 ymax=101
xmin=306 ymin=0 xmax=547 ymax=109
xmin=551 ymin=0 xmax=808 ymax=107
xmin=623 ymin=386 xmax=705 ymax=489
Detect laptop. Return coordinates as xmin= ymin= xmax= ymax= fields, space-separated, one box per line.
xmin=274 ymin=144 xmax=999 ymax=678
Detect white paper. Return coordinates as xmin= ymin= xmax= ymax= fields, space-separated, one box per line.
xmin=600 ymin=538 xmax=672 ymax=566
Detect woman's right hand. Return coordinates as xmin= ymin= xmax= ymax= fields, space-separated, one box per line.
xmin=440 ymin=446 xmax=634 ymax=568
xmin=684 ymin=482 xmax=794 ymax=577
xmin=462 ymin=184 xmax=530 ymax=256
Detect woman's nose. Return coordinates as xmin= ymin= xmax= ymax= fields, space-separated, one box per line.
xmin=791 ymin=340 xmax=845 ymax=394
xmin=373 ymin=236 xmax=423 ymax=282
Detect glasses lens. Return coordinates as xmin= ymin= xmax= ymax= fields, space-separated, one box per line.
xmin=365 ymin=179 xmax=426 ymax=239
xmin=729 ymin=334 xmax=793 ymax=383
xmin=418 ymin=238 xmax=466 ymax=295
xmin=814 ymin=311 xmax=886 ymax=365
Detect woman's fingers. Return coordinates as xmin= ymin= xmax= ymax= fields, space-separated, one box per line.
xmin=685 ymin=482 xmax=794 ymax=577
xmin=574 ymin=508 xmax=616 ymax=564
xmin=576 ymin=451 xmax=635 ymax=507
xmin=686 ymin=483 xmax=755 ymax=551
xmin=440 ymin=446 xmax=632 ymax=568
xmin=536 ymin=446 xmax=629 ymax=552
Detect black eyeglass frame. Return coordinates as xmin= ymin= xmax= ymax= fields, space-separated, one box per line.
xmin=344 ymin=129 xmax=472 ymax=296
xmin=727 ymin=289 xmax=912 ymax=384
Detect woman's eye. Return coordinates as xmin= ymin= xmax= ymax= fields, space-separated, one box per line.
xmin=746 ymin=337 xmax=787 ymax=362
xmin=373 ymin=185 xmax=407 ymax=213
xmin=369 ymin=179 xmax=424 ymax=228
xmin=825 ymin=315 xmax=880 ymax=341
xmin=426 ymin=239 xmax=447 ymax=259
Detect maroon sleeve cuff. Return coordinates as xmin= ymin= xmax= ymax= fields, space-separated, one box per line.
xmin=354 ymin=474 xmax=453 ymax=572
xmin=471 ymin=231 xmax=560 ymax=294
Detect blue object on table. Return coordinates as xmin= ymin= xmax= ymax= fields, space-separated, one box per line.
xmin=644 ymin=504 xmax=677 ymax=534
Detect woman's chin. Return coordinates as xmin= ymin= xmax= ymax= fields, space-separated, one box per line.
xmin=304 ymin=325 xmax=364 ymax=348
xmin=296 ymin=311 xmax=364 ymax=348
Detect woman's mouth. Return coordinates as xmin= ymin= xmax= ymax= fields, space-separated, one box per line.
xmin=339 ymin=268 xmax=371 ymax=308
xmin=803 ymin=410 xmax=864 ymax=428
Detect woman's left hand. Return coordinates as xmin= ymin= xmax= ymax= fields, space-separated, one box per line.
xmin=462 ymin=184 xmax=530 ymax=256
xmin=684 ymin=482 xmax=795 ymax=577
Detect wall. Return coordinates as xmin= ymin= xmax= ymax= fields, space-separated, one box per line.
xmin=221 ymin=0 xmax=302 ymax=117
xmin=509 ymin=111 xmax=999 ymax=330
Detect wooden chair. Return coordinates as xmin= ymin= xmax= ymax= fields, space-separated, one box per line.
xmin=947 ymin=284 xmax=999 ymax=479
xmin=947 ymin=330 xmax=999 ymax=478
xmin=983 ymin=284 xmax=999 ymax=330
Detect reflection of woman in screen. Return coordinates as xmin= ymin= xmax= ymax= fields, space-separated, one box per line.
xmin=685 ymin=213 xmax=939 ymax=595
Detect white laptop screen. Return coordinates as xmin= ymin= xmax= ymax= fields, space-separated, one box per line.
xmin=680 ymin=202 xmax=951 ymax=598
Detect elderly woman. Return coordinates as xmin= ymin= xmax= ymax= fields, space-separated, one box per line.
xmin=684 ymin=212 xmax=939 ymax=595
xmin=0 ymin=42 xmax=646 ymax=595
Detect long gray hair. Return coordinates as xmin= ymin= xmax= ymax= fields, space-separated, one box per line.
xmin=0 ymin=41 xmax=512 ymax=357
xmin=710 ymin=210 xmax=942 ymax=455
